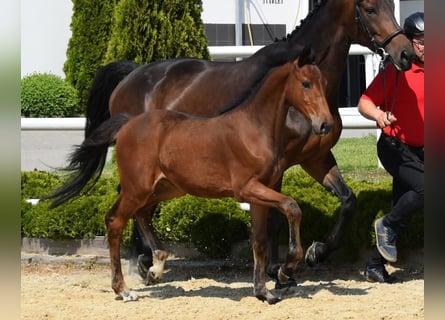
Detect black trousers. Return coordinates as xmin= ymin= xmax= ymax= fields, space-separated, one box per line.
xmin=368 ymin=134 xmax=424 ymax=266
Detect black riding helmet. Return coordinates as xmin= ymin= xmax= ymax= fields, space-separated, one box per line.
xmin=403 ymin=12 xmax=424 ymax=39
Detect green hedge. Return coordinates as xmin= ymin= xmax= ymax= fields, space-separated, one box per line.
xmin=21 ymin=168 xmax=423 ymax=260
xmin=21 ymin=73 xmax=81 ymax=117
xmin=154 ymin=195 xmax=250 ymax=258
xmin=21 ymin=171 xmax=119 ymax=240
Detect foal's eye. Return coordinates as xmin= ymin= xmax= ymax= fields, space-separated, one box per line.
xmin=365 ymin=7 xmax=377 ymax=15
xmin=302 ymin=81 xmax=311 ymax=89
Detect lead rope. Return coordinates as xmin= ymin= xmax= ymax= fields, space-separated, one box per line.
xmin=380 ymin=57 xmax=400 ymax=122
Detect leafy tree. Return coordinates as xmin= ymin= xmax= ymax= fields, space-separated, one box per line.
xmin=105 ymin=0 xmax=210 ymax=64
xmin=63 ymin=0 xmax=116 ymax=114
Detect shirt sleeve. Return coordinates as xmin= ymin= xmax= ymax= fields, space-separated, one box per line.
xmin=360 ymin=65 xmax=397 ymax=112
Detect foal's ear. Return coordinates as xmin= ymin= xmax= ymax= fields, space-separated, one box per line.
xmin=297 ymin=45 xmax=316 ymax=68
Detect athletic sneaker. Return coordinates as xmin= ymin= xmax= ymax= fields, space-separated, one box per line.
xmin=364 ymin=263 xmax=397 ymax=283
xmin=374 ymin=217 xmax=398 ymax=262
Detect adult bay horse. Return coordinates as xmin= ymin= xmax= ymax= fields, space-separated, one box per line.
xmin=64 ymin=50 xmax=333 ymax=303
xmin=48 ymin=0 xmax=415 ymax=282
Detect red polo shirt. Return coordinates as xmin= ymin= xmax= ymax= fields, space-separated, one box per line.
xmin=360 ymin=62 xmax=424 ymax=147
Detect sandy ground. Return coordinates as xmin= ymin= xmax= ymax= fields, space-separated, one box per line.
xmin=21 ymin=251 xmax=424 ymax=320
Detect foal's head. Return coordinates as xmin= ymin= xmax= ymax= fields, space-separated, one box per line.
xmin=285 ymin=46 xmax=333 ymax=136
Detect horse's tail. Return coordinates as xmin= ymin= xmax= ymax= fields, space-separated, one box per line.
xmin=43 ymin=113 xmax=132 ymax=208
xmin=85 ymin=60 xmax=139 ymax=139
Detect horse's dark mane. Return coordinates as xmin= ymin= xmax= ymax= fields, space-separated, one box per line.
xmin=282 ymin=0 xmax=328 ymax=42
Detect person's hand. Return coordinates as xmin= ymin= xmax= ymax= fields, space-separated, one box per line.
xmin=376 ymin=110 xmax=397 ymax=128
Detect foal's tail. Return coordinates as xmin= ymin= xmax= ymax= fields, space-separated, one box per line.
xmin=85 ymin=60 xmax=139 ymax=139
xmin=43 ymin=113 xmax=132 ymax=208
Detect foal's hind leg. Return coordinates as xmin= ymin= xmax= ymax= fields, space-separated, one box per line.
xmin=133 ymin=206 xmax=169 ymax=285
xmin=105 ymin=196 xmax=141 ymax=301
xmin=133 ymin=180 xmax=186 ymax=285
xmin=250 ymin=205 xmax=280 ymax=304
xmin=301 ymin=152 xmax=356 ymax=266
xmin=265 ymin=175 xmax=287 ymax=279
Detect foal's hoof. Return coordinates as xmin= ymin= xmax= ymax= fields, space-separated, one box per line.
xmin=255 ymin=292 xmax=281 ymax=305
xmin=305 ymin=241 xmax=327 ymax=267
xmin=121 ymin=291 xmax=138 ymax=302
xmin=142 ymin=262 xmax=164 ymax=285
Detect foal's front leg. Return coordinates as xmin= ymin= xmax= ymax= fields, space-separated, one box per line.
xmin=243 ymin=181 xmax=304 ymax=303
xmin=276 ymin=198 xmax=303 ymax=287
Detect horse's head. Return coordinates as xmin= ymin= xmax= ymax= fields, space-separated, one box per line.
xmin=287 ymin=46 xmax=333 ymax=136
xmin=352 ymin=0 xmax=415 ymax=71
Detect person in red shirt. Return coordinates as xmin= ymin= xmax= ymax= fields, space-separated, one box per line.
xmin=358 ymin=12 xmax=424 ymax=283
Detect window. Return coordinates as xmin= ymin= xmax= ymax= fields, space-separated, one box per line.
xmin=204 ymin=23 xmax=286 ymax=46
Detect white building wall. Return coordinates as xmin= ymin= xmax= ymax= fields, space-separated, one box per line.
xmin=202 ymin=0 xmax=307 ymax=33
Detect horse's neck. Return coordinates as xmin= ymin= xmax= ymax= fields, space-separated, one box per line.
xmin=288 ymin=0 xmax=354 ymax=106
xmin=230 ymin=42 xmax=295 ymax=99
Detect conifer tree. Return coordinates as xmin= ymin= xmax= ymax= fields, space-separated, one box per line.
xmin=63 ymin=0 xmax=116 ymax=114
xmin=105 ymin=0 xmax=209 ymax=64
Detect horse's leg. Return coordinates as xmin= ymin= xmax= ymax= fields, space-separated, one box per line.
xmin=300 ymin=151 xmax=357 ymax=267
xmin=242 ymin=182 xmax=304 ymax=304
xmin=105 ymin=196 xmax=140 ymax=301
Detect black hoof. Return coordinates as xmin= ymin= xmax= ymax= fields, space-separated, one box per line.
xmin=137 ymin=254 xmax=153 ymax=282
xmin=305 ymin=241 xmax=328 ymax=267
xmin=275 ymin=277 xmax=297 ymax=290
xmin=266 ymin=264 xmax=280 ymax=281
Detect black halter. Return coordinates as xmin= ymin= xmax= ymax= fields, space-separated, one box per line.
xmin=354 ymin=0 xmax=405 ymax=59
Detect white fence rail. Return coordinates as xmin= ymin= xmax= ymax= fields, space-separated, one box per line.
xmin=21 ymin=108 xmax=376 ymax=131
xmin=208 ymin=44 xmax=373 ymax=58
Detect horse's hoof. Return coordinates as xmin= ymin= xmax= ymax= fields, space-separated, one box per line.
xmin=305 ymin=241 xmax=326 ymax=267
xmin=275 ymin=277 xmax=297 ymax=290
xmin=122 ymin=291 xmax=138 ymax=302
xmin=266 ymin=264 xmax=280 ymax=281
